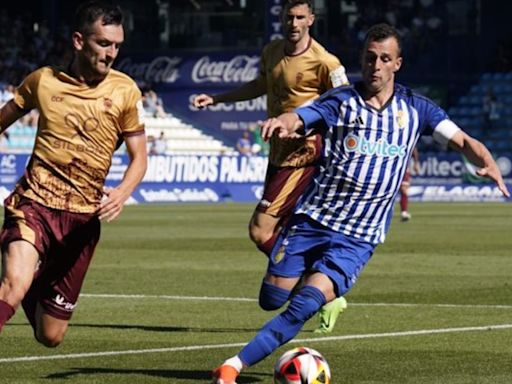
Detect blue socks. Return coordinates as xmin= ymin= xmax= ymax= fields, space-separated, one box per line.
xmin=240 ymin=285 xmax=326 ymax=366
xmin=259 ymin=280 xmax=291 ymax=311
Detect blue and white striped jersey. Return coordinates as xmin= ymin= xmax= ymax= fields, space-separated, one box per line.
xmin=295 ymin=82 xmax=459 ymax=244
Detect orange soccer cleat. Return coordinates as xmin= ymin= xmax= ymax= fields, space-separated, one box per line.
xmin=211 ymin=364 xmax=239 ymax=384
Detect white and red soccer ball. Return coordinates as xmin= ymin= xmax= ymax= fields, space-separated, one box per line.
xmin=273 ymin=347 xmax=331 ymax=384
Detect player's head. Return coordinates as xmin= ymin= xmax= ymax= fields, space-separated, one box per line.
xmin=72 ymin=1 xmax=124 ymax=82
xmin=282 ymin=0 xmax=315 ymax=44
xmin=361 ymin=23 xmax=403 ymax=94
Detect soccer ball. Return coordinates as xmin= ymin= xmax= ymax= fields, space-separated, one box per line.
xmin=273 ymin=347 xmax=331 ymax=384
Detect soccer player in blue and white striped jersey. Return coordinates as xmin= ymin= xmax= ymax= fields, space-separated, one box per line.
xmin=211 ymin=23 xmax=510 ymax=384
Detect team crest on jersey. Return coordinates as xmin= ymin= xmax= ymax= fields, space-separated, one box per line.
xmin=273 ymin=245 xmax=285 ymax=263
xmin=396 ymin=110 xmax=407 ymax=129
xmin=103 ymin=97 xmax=113 ymax=110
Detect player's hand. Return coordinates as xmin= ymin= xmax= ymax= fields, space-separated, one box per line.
xmin=98 ymin=186 xmax=129 ymax=222
xmin=260 ymin=117 xmax=282 ymax=142
xmin=260 ymin=113 xmax=304 ymax=142
xmin=476 ymin=166 xmax=510 ymax=198
xmin=193 ymin=94 xmax=214 ymax=108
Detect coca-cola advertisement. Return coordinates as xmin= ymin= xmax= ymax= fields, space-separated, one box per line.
xmin=115 ymin=51 xmax=266 ymax=146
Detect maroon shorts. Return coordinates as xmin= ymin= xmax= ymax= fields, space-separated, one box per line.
xmin=0 ymin=195 xmax=100 ymax=320
xmin=256 ymin=163 xmax=317 ymax=218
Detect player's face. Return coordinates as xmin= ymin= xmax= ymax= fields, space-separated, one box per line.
xmin=361 ymin=37 xmax=402 ymax=94
xmin=282 ymin=4 xmax=314 ymax=44
xmin=73 ymin=19 xmax=124 ymax=81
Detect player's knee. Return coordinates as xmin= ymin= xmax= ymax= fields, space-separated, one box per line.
xmin=285 ymin=285 xmax=326 ymax=323
xmin=259 ymin=281 xmax=291 ymax=311
xmin=36 ymin=327 xmax=66 ymax=348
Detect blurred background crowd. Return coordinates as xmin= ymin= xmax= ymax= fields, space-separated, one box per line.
xmin=1 ymin=0 xmax=511 ymax=155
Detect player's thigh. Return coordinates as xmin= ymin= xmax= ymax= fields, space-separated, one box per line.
xmin=263 ymin=273 xmax=301 ymax=292
xmin=0 ymin=240 xmax=39 ymax=303
xmin=39 ymin=213 xmax=100 ymax=321
xmin=249 ymin=210 xmax=281 ymax=234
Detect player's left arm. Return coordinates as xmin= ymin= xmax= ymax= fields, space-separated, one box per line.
xmin=99 ymin=132 xmax=147 ymax=222
xmin=448 ymin=130 xmax=510 ymax=197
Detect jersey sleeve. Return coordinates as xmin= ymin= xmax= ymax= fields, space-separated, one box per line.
xmin=13 ymin=69 xmax=42 ymax=111
xmin=121 ymin=83 xmax=145 ymax=137
xmin=417 ymin=96 xmax=461 ymax=149
xmin=296 ymin=88 xmax=344 ymax=134
xmin=318 ymin=53 xmax=345 ymax=89
xmin=254 ymin=45 xmax=269 ymax=90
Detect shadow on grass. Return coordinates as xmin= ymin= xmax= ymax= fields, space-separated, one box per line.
xmin=8 ymin=322 xmax=261 ymax=333
xmin=44 ymin=367 xmax=270 ymax=382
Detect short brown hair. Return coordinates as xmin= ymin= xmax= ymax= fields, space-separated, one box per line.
xmin=364 ymin=23 xmax=402 ymax=55
xmin=283 ymin=0 xmax=314 ymax=13
xmin=74 ymin=1 xmax=123 ymax=35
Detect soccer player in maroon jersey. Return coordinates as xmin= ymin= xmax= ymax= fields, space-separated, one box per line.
xmin=194 ymin=0 xmax=348 ymax=335
xmin=0 ymin=1 xmax=147 ymax=347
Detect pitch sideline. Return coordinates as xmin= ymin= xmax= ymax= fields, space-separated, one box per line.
xmin=80 ymin=293 xmax=512 ymax=310
xmin=1 ymin=323 xmax=512 ymax=364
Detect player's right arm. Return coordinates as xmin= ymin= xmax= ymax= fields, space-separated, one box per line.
xmin=448 ymin=130 xmax=509 ymax=198
xmin=261 ymin=113 xmax=304 ymax=142
xmin=193 ymin=78 xmax=267 ymax=108
xmin=0 ymin=100 xmax=29 ymax=133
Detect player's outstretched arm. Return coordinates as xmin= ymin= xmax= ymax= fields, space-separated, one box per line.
xmin=193 ymin=79 xmax=266 ymax=110
xmin=449 ymin=130 xmax=510 ymax=198
xmin=260 ymin=112 xmax=304 ymax=142
xmin=98 ymin=134 xmax=148 ymax=222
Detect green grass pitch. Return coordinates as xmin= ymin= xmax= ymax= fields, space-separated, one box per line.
xmin=1 ymin=202 xmax=511 ymax=383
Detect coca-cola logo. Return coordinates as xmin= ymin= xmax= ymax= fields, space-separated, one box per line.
xmin=191 ymin=55 xmax=260 ymax=84
xmin=116 ymin=57 xmax=181 ymax=83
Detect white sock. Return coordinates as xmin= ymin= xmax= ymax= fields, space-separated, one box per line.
xmin=224 ymin=356 xmax=243 ymax=373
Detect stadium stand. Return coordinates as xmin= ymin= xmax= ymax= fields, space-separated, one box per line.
xmin=144 ymin=115 xmax=235 ymax=155
xmin=447 ymin=72 xmax=512 ymax=154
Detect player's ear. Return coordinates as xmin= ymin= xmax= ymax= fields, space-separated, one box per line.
xmin=394 ymin=56 xmax=403 ymax=72
xmin=308 ymin=13 xmax=315 ymax=27
xmin=72 ymin=31 xmax=84 ymax=51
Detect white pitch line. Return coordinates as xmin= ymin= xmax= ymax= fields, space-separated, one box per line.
xmin=79 ymin=293 xmax=512 ymax=310
xmin=1 ymin=323 xmax=511 ymax=364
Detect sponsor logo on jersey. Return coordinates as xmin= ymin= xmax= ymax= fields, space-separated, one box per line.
xmin=343 ymin=133 xmax=407 ymax=158
xmin=259 ymin=199 xmax=272 ymax=208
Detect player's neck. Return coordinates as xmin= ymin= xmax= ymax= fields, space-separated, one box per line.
xmin=68 ymin=57 xmax=107 ymax=86
xmin=362 ymin=84 xmax=395 ymax=110
xmin=284 ymin=36 xmax=311 ymax=56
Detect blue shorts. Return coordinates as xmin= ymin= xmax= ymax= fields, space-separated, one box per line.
xmin=268 ymin=214 xmax=375 ymax=297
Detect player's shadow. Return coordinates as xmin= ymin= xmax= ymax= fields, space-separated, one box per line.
xmin=73 ymin=323 xmax=262 ymax=333
xmin=8 ymin=322 xmax=260 ymax=333
xmin=44 ymin=367 xmax=270 ymax=383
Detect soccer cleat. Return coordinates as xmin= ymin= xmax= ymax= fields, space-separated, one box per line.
xmin=314 ymin=296 xmax=347 ymax=334
xmin=400 ymin=211 xmax=412 ymax=222
xmin=211 ymin=364 xmax=239 ymax=384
